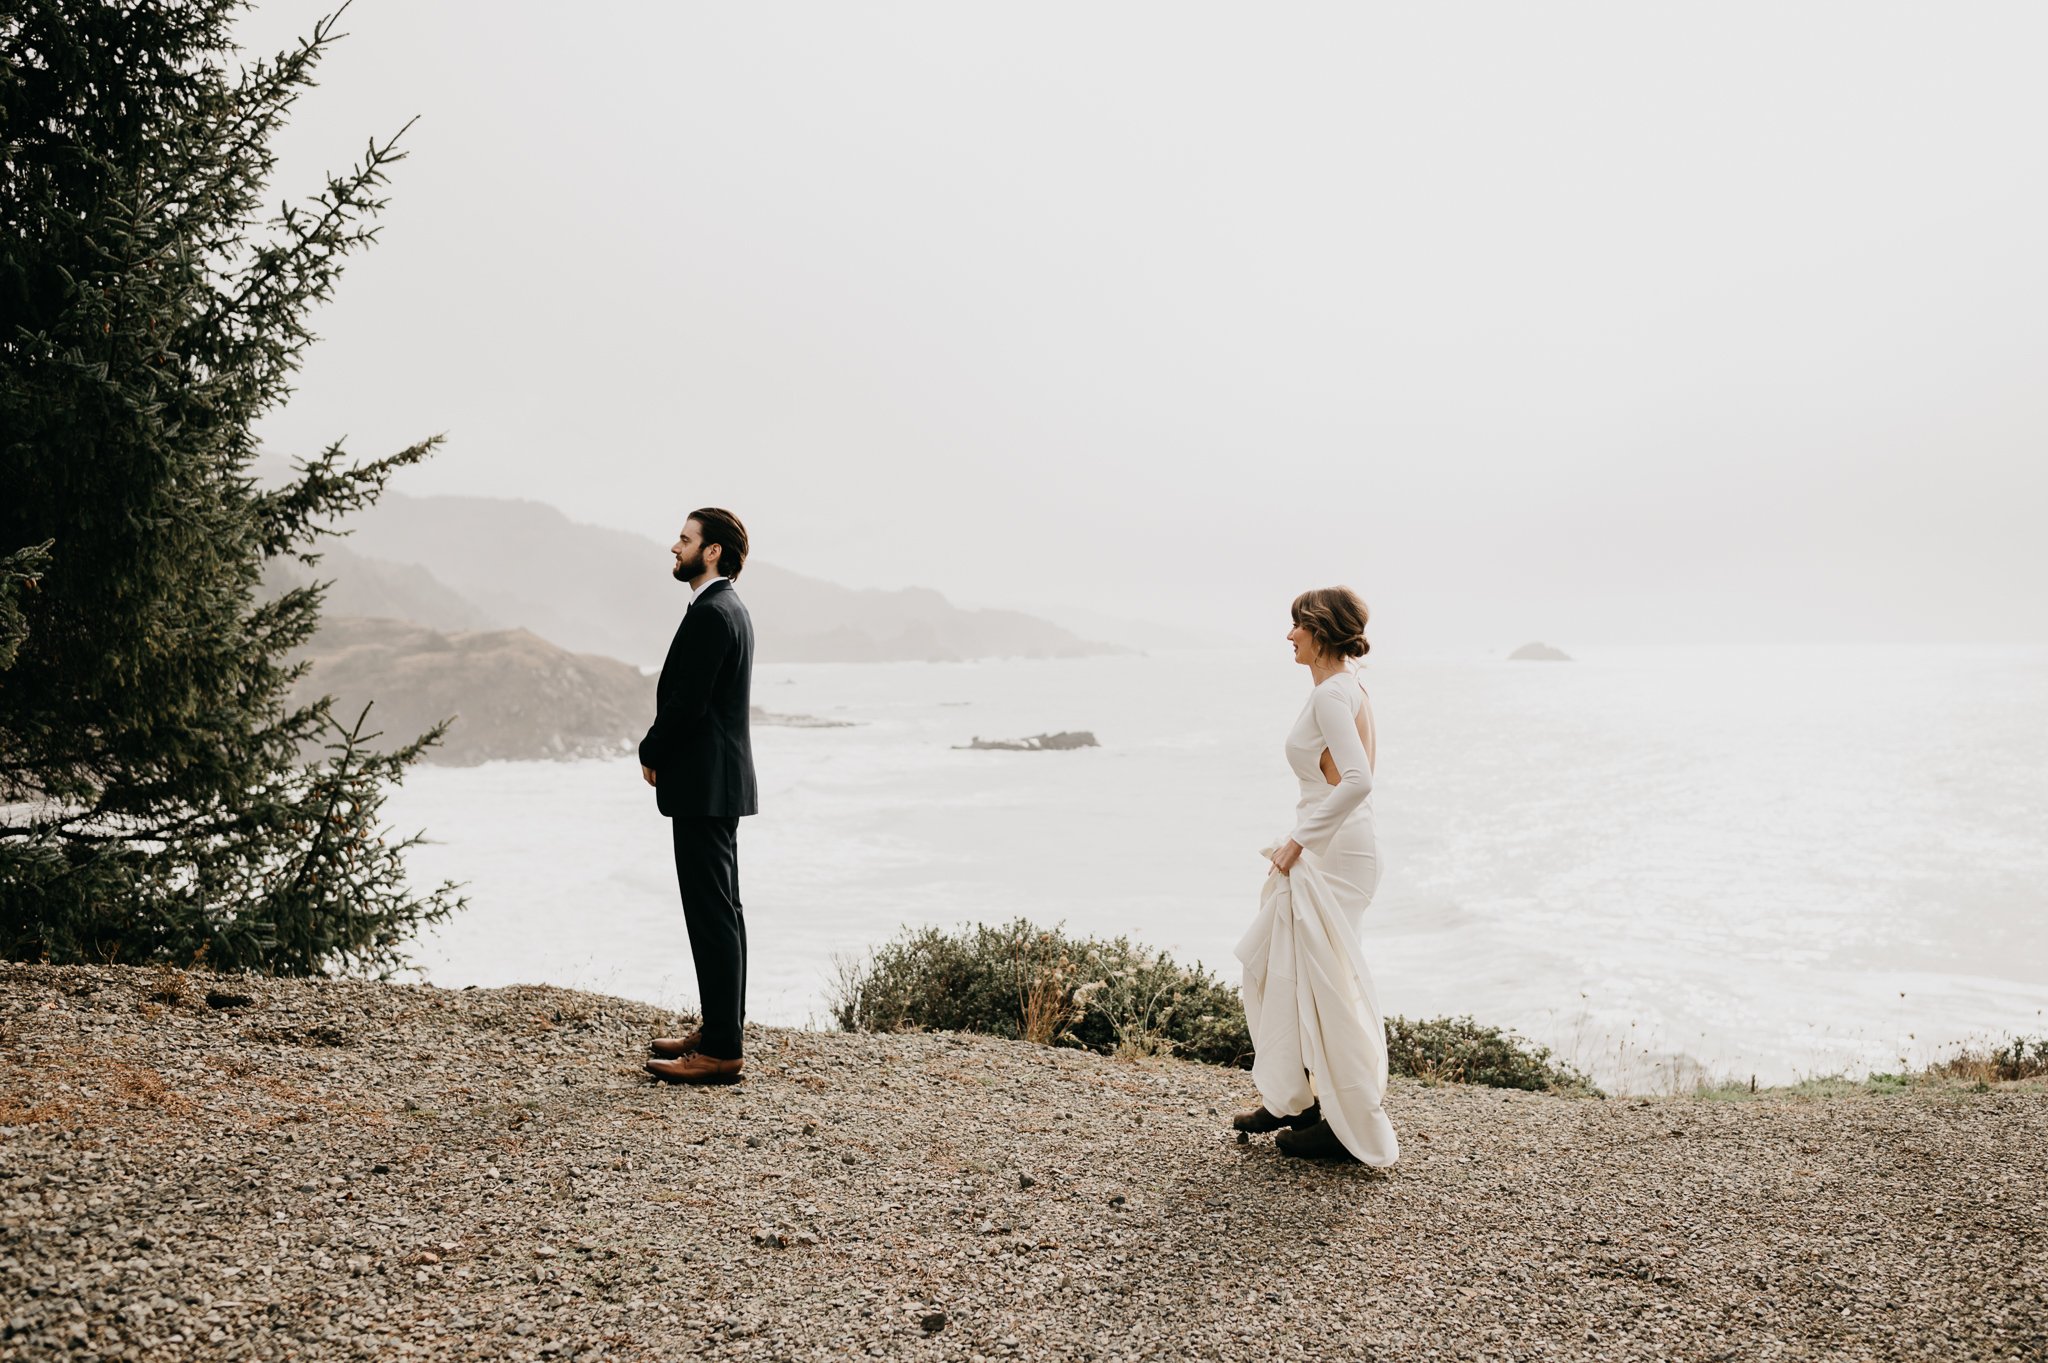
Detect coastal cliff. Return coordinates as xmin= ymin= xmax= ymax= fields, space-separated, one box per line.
xmin=286 ymin=618 xmax=849 ymax=765
xmin=2 ymin=964 xmax=2042 ymax=1362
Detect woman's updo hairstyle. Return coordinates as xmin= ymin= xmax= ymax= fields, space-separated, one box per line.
xmin=1290 ymin=586 xmax=1370 ymax=660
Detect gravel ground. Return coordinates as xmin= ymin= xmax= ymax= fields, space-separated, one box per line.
xmin=2 ymin=963 xmax=2042 ymax=1363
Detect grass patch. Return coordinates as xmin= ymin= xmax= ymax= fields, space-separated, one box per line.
xmin=1688 ymin=1036 xmax=2048 ymax=1101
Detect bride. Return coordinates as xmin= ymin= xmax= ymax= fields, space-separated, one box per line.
xmin=1231 ymin=586 xmax=1399 ymax=1166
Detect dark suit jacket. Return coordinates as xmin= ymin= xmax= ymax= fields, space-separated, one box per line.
xmin=639 ymin=577 xmax=758 ymax=818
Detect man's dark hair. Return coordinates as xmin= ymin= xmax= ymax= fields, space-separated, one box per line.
xmin=690 ymin=507 xmax=749 ymax=580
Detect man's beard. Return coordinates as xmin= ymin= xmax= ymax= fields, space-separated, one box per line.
xmin=672 ymin=549 xmax=706 ymax=582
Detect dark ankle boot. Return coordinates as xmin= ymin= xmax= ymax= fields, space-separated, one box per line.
xmin=1275 ymin=1117 xmax=1359 ymax=1162
xmin=1230 ymin=1100 xmax=1321 ymax=1134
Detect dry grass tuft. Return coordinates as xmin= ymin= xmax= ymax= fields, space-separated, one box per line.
xmin=143 ymin=962 xmax=193 ymax=1009
xmin=1406 ymin=1053 xmax=1466 ymax=1087
xmin=1110 ymin=1030 xmax=1174 ymax=1062
xmin=1016 ymin=934 xmax=1079 ymax=1048
xmin=1 ymin=1059 xmax=196 ymax=1130
xmin=0 ymin=1093 xmax=78 ymax=1126
xmin=105 ymin=1062 xmax=197 ymax=1115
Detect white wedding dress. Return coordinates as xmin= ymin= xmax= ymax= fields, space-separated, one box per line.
xmin=1234 ymin=668 xmax=1399 ymax=1166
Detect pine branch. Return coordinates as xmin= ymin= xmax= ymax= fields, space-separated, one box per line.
xmin=251 ymin=434 xmax=444 ymax=559
xmin=0 ymin=541 xmax=55 ymax=671
xmin=213 ymin=115 xmax=415 ymax=331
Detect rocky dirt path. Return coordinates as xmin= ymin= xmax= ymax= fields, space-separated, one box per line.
xmin=2 ymin=965 xmax=2042 ymax=1362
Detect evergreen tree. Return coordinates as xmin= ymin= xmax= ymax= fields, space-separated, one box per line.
xmin=0 ymin=1 xmax=465 ymax=973
xmin=0 ymin=542 xmax=53 ymax=672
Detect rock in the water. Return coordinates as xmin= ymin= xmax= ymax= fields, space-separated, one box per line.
xmin=954 ymin=731 xmax=1099 ymax=752
xmin=1508 ymin=641 xmax=1572 ymax=662
xmin=751 ymin=707 xmax=856 ymax=729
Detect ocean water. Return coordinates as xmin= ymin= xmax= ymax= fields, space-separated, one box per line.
xmin=384 ymin=645 xmax=2048 ymax=1090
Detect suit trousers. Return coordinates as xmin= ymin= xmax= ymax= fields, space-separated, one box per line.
xmin=670 ymin=815 xmax=746 ymax=1059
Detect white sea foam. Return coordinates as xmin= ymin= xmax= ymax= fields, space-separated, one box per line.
xmin=385 ymin=645 xmax=2048 ymax=1089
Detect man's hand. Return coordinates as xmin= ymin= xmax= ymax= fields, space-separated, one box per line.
xmin=1269 ymin=839 xmax=1304 ymax=876
xmin=641 ymin=764 xmax=657 ymax=788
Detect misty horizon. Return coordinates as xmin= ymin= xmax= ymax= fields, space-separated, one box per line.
xmin=230 ymin=2 xmax=2048 ymax=650
xmin=276 ymin=480 xmax=2048 ymax=657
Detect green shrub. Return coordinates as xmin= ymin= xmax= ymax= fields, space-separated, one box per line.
xmin=829 ymin=920 xmax=1252 ymax=1067
xmin=1985 ymin=1035 xmax=2048 ymax=1081
xmin=1926 ymin=1035 xmax=2048 ymax=1084
xmin=831 ymin=920 xmax=1600 ymax=1094
xmin=1385 ymin=1014 xmax=1599 ymax=1095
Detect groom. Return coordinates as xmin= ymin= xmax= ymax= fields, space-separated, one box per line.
xmin=640 ymin=508 xmax=757 ymax=1085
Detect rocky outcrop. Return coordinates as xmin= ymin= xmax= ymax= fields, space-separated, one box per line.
xmin=291 ymin=617 xmax=653 ymax=765
xmin=752 ymin=708 xmax=856 ymax=730
xmin=954 ymin=731 xmax=1099 ymax=751
xmin=291 ymin=617 xmax=845 ymax=765
xmin=1509 ymin=641 xmax=1573 ymax=661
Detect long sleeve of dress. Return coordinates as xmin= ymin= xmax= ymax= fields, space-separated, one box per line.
xmin=1288 ymin=684 xmax=1374 ymax=855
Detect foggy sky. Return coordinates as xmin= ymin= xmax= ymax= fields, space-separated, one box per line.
xmin=237 ymin=2 xmax=2048 ymax=649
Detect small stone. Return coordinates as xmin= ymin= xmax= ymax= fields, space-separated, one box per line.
xmin=1108 ymin=1194 xmax=1126 ymax=1207
xmin=745 ymin=1135 xmax=764 ymax=1148
xmin=371 ymin=1163 xmax=390 ymax=1175
xmin=920 ymin=1311 xmax=948 ymax=1334
xmin=1018 ymin=1173 xmax=1037 ymax=1190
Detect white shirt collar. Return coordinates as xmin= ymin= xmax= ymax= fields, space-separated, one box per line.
xmin=690 ymin=575 xmax=728 ymax=604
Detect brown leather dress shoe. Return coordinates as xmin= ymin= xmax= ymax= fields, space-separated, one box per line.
xmin=649 ymin=1028 xmax=704 ymax=1059
xmin=1275 ymin=1117 xmax=1360 ymax=1163
xmin=645 ymin=1053 xmax=744 ymax=1085
xmin=1231 ymin=1100 xmax=1322 ymax=1134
